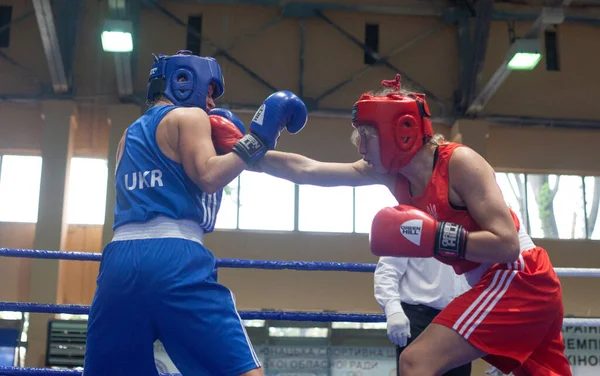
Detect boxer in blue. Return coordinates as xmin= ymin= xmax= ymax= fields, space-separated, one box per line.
xmin=83 ymin=50 xmax=308 ymax=376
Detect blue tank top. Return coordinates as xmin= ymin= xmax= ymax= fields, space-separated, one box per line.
xmin=113 ymin=105 xmax=222 ymax=232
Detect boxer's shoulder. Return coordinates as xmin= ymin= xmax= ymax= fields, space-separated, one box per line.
xmin=158 ymin=107 xmax=211 ymax=138
xmin=163 ymin=106 xmax=209 ymax=124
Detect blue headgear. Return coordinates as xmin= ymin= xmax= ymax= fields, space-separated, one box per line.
xmin=146 ymin=50 xmax=224 ymax=110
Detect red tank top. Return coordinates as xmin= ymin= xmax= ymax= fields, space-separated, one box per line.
xmin=393 ymin=142 xmax=520 ymax=274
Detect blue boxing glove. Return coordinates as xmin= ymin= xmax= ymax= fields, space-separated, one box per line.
xmin=232 ymin=91 xmax=307 ymax=164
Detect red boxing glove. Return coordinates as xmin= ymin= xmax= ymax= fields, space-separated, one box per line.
xmin=209 ymin=109 xmax=245 ymax=155
xmin=370 ymin=205 xmax=469 ymax=260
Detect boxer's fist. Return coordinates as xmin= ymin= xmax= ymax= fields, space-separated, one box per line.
xmin=369 ymin=205 xmax=468 ymax=260
xmin=250 ymin=90 xmax=308 ymax=145
xmin=232 ymin=91 xmax=308 ymax=164
xmin=208 ymin=108 xmax=246 ymax=155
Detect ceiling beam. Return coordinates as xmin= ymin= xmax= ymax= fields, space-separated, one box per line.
xmin=107 ymin=0 xmax=135 ymax=98
xmin=0 ymin=91 xmax=597 ymax=130
xmin=480 ymin=114 xmax=600 ymax=130
xmin=53 ymin=0 xmax=81 ymax=90
xmin=456 ymin=0 xmax=494 ymax=115
xmin=32 ymin=0 xmax=68 ymax=93
xmin=159 ymin=0 xmax=600 ymax=26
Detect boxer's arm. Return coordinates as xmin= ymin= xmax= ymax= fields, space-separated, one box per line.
xmin=253 ymin=150 xmax=381 ymax=187
xmin=450 ymin=147 xmax=520 ymax=263
xmin=176 ymin=108 xmax=247 ymax=194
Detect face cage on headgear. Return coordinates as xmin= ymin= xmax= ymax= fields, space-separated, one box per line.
xmin=146 ymin=50 xmax=225 ymax=111
xmin=352 ymin=92 xmax=433 ymax=171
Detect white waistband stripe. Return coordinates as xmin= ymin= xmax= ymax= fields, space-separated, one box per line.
xmin=112 ymin=216 xmax=204 ymax=245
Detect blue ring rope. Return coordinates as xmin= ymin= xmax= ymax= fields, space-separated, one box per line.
xmin=0 ymin=302 xmax=598 ymax=326
xmin=1 ymin=248 xmax=598 ymax=376
xmin=0 ymin=249 xmax=598 ymax=375
xmin=0 ymin=367 xmax=179 ymax=375
xmin=2 ymin=248 xmax=600 ymax=277
xmin=0 ymin=302 xmax=384 ymax=322
xmin=0 ymin=249 xmax=101 ymax=261
xmin=0 ymin=248 xmax=377 ymax=272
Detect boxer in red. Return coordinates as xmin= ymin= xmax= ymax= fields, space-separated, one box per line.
xmin=359 ymin=77 xmax=571 ymax=376
xmin=225 ymin=74 xmax=571 ymax=376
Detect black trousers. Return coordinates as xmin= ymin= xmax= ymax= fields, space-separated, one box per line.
xmin=395 ymin=302 xmax=472 ymax=376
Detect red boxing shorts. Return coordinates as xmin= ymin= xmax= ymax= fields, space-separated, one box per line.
xmin=433 ymin=246 xmax=572 ymax=376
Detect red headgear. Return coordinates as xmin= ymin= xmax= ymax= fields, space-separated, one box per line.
xmin=351 ymin=74 xmax=433 ymax=171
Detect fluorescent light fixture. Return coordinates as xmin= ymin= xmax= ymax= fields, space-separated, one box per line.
xmin=508 ymin=53 xmax=542 ymax=70
xmin=506 ymin=38 xmax=542 ymax=71
xmin=102 ymin=19 xmax=133 ymax=52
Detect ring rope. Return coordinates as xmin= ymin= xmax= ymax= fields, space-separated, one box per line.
xmin=0 ymin=366 xmax=179 ymax=375
xmin=0 ymin=248 xmax=375 ymax=272
xmin=0 ymin=301 xmax=597 ymax=326
xmin=1 ymin=248 xmax=599 ymax=375
xmin=1 ymin=248 xmax=598 ymax=277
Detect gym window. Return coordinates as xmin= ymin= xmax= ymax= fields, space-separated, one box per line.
xmin=354 ymin=185 xmax=397 ymax=234
xmin=237 ymin=171 xmax=295 ymax=231
xmin=495 ymin=173 xmax=598 ymax=240
xmin=364 ymin=23 xmax=379 ymax=65
xmin=545 ymin=29 xmax=560 ymax=72
xmin=0 ymin=155 xmax=43 ymax=223
xmin=0 ymin=5 xmax=12 ymax=48
xmin=66 ymin=158 xmax=108 ymax=225
xmin=214 ymin=176 xmax=240 ymax=230
xmin=186 ymin=15 xmax=202 ymax=56
xmin=298 ymin=185 xmax=354 ymax=233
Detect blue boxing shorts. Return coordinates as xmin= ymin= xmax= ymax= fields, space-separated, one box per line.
xmin=83 ymin=237 xmax=261 ymax=376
